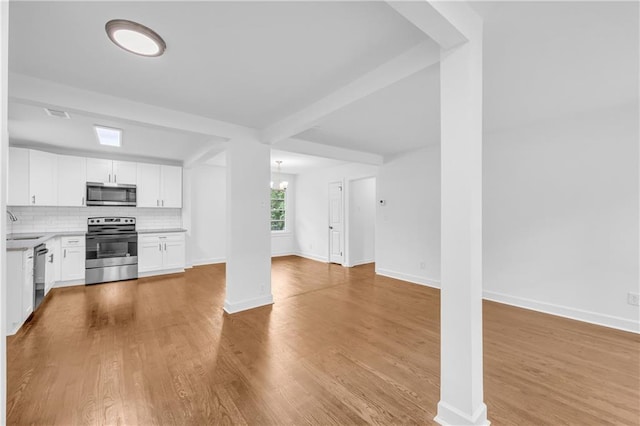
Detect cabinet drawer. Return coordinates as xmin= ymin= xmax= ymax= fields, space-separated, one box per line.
xmin=61 ymin=236 xmax=85 ymax=247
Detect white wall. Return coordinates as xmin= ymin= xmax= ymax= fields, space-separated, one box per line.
xmin=375 ymin=146 xmax=441 ymax=287
xmin=183 ymin=165 xmax=296 ymax=266
xmin=295 ymin=162 xmax=378 ymax=262
xmin=483 ymin=104 xmax=639 ymax=332
xmin=347 ymin=177 xmax=376 ymax=266
xmin=183 ymin=165 xmax=226 ymax=266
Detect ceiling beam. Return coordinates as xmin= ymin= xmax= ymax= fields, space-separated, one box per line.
xmin=183 ymin=140 xmax=229 ymax=168
xmin=275 ymin=137 xmax=383 ymax=166
xmin=261 ymin=39 xmax=440 ymax=145
xmin=386 ymin=1 xmax=469 ymax=50
xmin=9 ymin=73 xmax=257 ymax=141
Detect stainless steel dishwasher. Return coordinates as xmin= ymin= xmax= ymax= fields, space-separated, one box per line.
xmin=33 ymin=244 xmax=48 ymax=311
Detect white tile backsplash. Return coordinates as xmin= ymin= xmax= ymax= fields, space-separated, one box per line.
xmin=6 ymin=206 xmax=182 ymax=234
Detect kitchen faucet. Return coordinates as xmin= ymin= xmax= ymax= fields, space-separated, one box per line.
xmin=6 ymin=210 xmax=18 ymax=222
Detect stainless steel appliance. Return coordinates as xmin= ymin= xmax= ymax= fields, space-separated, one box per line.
xmin=34 ymin=244 xmax=48 ymax=310
xmin=85 ymin=217 xmax=138 ymax=285
xmin=86 ymin=182 xmax=136 ymax=207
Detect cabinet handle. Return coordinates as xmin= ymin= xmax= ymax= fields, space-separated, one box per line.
xmin=164 ymin=243 xmax=167 ymax=251
xmin=114 ymin=174 xmax=117 ymax=183
xmin=108 ymin=174 xmax=111 ymax=183
xmin=63 ymin=249 xmax=66 ymax=258
xmin=32 ymin=195 xmax=35 ymax=204
xmin=158 ymin=243 xmax=161 ymax=251
xmin=157 ymin=200 xmax=159 ymax=207
xmin=162 ymin=200 xmax=164 ymax=207
xmin=68 ymin=240 xmax=78 ymax=243
xmin=48 ymin=254 xmax=54 ymax=263
xmin=82 ymin=196 xmax=85 ymax=206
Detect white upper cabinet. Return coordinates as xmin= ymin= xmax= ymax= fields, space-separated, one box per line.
xmin=86 ymin=158 xmax=137 ymax=185
xmin=112 ymin=161 xmax=137 ymax=185
xmin=137 ymin=163 xmax=161 ymax=207
xmin=137 ymin=164 xmax=182 ymax=208
xmin=57 ymin=155 xmax=86 ymax=207
xmin=161 ymin=165 xmax=183 ymax=208
xmin=8 ymin=147 xmax=30 ymax=206
xmin=29 ymin=150 xmax=58 ymax=206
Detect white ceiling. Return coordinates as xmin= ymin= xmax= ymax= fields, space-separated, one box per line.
xmin=9 ymin=1 xmax=427 ymax=128
xmin=295 ymin=64 xmax=440 ymax=157
xmin=8 ymin=101 xmax=217 ymax=163
xmin=6 ymin=1 xmax=638 ymax=166
xmin=207 ymin=149 xmax=347 ymax=175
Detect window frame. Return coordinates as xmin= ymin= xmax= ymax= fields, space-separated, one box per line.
xmin=270 ymin=188 xmax=287 ymax=233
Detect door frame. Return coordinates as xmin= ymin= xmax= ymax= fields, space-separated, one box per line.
xmin=327 ymin=179 xmax=345 ymax=265
xmin=343 ymin=175 xmax=376 ymax=268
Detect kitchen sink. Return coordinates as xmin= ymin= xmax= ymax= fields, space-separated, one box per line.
xmin=7 ymin=236 xmax=43 ymax=241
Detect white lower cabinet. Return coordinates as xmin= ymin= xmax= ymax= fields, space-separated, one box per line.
xmin=59 ymin=236 xmax=85 ymax=282
xmin=138 ymin=232 xmax=186 ymax=276
xmin=7 ymin=249 xmax=34 ymax=336
xmin=45 ymin=239 xmax=57 ymax=295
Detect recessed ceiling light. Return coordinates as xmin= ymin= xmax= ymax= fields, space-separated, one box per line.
xmin=105 ymin=19 xmax=166 ymax=57
xmin=95 ymin=125 xmax=122 ymax=147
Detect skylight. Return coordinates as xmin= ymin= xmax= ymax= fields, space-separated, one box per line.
xmin=95 ymin=126 xmax=122 ymax=147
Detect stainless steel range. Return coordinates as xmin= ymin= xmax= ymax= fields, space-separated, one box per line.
xmin=85 ymin=217 xmax=138 ymax=285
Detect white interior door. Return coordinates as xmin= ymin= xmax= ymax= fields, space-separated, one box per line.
xmin=328 ymin=181 xmax=344 ymax=264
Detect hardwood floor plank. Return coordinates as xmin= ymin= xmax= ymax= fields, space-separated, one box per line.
xmin=7 ymin=257 xmax=639 ymax=425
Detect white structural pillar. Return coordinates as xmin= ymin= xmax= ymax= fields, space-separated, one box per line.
xmin=436 ymin=5 xmax=487 ymax=426
xmin=224 ymin=137 xmax=273 ymax=314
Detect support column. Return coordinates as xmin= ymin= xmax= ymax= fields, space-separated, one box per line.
xmin=224 ymin=137 xmax=273 ymax=314
xmin=436 ymin=9 xmax=487 ymax=426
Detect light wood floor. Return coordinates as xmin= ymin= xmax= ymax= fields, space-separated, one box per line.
xmin=7 ymin=256 xmax=640 ymax=425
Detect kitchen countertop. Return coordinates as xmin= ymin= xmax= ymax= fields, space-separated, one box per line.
xmin=6 ymin=231 xmax=85 ymax=251
xmin=137 ymin=228 xmax=187 ymax=234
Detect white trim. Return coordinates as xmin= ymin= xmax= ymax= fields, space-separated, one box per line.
xmin=224 ymin=294 xmax=274 ymax=314
xmin=138 ymin=268 xmax=185 ymax=278
xmin=272 ymin=252 xmax=296 ymax=258
xmin=483 ymin=290 xmax=640 ymax=334
xmin=191 ymin=257 xmax=225 ymax=266
xmin=376 ymin=268 xmax=441 ymax=289
xmin=54 ymin=279 xmax=85 ymax=288
xmin=293 ymin=251 xmax=328 ymax=263
xmin=348 ymin=258 xmax=375 ymax=267
xmin=435 ymin=401 xmax=489 ymax=426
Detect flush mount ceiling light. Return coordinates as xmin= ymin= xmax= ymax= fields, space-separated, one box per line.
xmin=95 ymin=125 xmax=122 ymax=147
xmin=271 ymin=161 xmax=289 ymax=191
xmin=105 ymin=19 xmax=166 ymax=57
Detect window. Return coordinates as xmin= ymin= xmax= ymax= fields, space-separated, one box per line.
xmin=271 ymin=189 xmax=286 ymax=231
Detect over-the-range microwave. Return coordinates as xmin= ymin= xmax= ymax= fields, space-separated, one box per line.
xmin=86 ymin=182 xmax=137 ymax=207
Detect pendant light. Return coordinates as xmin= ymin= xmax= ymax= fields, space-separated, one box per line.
xmin=271 ymin=160 xmax=288 ymax=190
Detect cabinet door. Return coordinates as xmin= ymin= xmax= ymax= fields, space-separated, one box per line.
xmin=8 ymin=147 xmax=30 ymax=206
xmin=58 ymin=155 xmax=87 ymax=206
xmin=60 ymin=247 xmax=85 ymax=281
xmin=29 ymin=150 xmax=58 ymax=206
xmin=136 ymin=163 xmax=161 ymax=207
xmin=45 ymin=244 xmax=56 ymax=295
xmin=139 ymin=240 xmax=164 ymax=272
xmin=86 ymin=158 xmax=112 ymax=183
xmin=162 ymin=238 xmax=186 ymax=270
xmin=113 ymin=161 xmax=137 ymax=185
xmin=160 ymin=165 xmax=182 ymax=208
xmin=23 ymin=253 xmax=34 ymax=321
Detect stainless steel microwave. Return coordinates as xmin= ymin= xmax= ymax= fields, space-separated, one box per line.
xmin=86 ymin=182 xmax=137 ymax=207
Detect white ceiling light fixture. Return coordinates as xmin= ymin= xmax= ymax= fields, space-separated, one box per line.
xmin=95 ymin=125 xmax=122 ymax=147
xmin=271 ymin=160 xmax=288 ymax=191
xmin=105 ymin=19 xmax=166 ymax=57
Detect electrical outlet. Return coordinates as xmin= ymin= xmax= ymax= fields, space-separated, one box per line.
xmin=628 ymin=292 xmax=640 ymax=306
xmin=419 ymin=262 xmax=426 ymax=270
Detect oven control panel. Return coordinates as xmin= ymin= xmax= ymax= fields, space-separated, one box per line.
xmin=88 ymin=217 xmax=136 ymax=225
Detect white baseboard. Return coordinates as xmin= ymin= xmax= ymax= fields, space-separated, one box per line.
xmin=483 ymin=290 xmax=639 ymax=334
xmin=349 ymin=258 xmax=374 ymax=267
xmin=224 ymin=294 xmax=274 ymax=314
xmin=272 ymin=252 xmax=296 ymax=258
xmin=138 ymin=268 xmax=185 ymax=278
xmin=293 ymin=251 xmax=328 ymax=263
xmin=191 ymin=257 xmax=225 ymax=266
xmin=54 ymin=279 xmax=85 ymax=288
xmin=376 ymin=268 xmax=441 ymax=289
